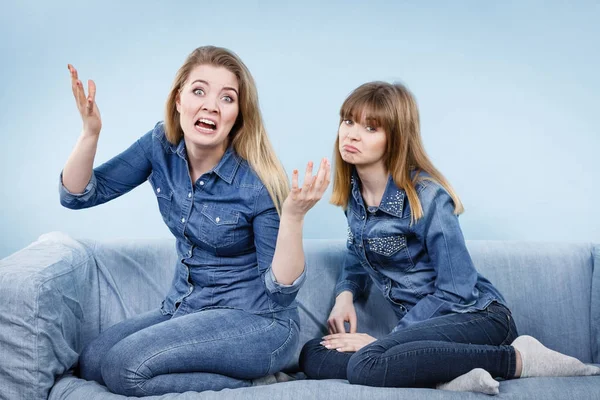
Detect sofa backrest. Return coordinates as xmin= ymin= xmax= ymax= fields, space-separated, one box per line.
xmin=297 ymin=239 xmax=598 ymax=366
xmin=84 ymin=238 xmax=599 ymax=370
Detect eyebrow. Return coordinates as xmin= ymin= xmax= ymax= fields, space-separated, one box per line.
xmin=191 ymin=79 xmax=239 ymax=96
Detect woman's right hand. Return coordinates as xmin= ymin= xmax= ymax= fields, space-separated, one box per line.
xmin=327 ymin=291 xmax=357 ymax=334
xmin=68 ymin=64 xmax=102 ymax=137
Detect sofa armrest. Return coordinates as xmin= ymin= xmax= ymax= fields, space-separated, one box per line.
xmin=0 ymin=232 xmax=97 ymax=400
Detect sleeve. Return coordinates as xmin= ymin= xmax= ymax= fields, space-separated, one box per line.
xmin=334 ymin=210 xmax=370 ymax=299
xmin=393 ymin=185 xmax=479 ymax=332
xmin=252 ymin=186 xmax=306 ymax=307
xmin=59 ymin=130 xmax=154 ymax=209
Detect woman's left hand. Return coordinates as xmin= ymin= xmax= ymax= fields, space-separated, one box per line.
xmin=320 ymin=333 xmax=377 ymax=353
xmin=282 ymin=158 xmax=331 ymax=220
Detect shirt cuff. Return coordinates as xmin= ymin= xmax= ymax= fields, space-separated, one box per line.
xmin=264 ymin=266 xmax=307 ymax=294
xmin=335 ymin=280 xmax=362 ymax=299
xmin=59 ymin=172 xmax=97 ymax=204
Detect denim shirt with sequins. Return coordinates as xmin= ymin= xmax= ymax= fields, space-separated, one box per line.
xmin=59 ymin=122 xmax=305 ymax=319
xmin=336 ymin=170 xmax=506 ymax=332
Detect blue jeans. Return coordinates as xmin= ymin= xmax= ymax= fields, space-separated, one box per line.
xmin=79 ymin=307 xmax=298 ymax=396
xmin=299 ymin=302 xmax=518 ymax=387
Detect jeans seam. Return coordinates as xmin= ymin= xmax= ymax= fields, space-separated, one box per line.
xmin=133 ymin=315 xmax=277 ymax=395
xmin=268 ymin=319 xmax=296 ymax=374
xmin=395 ymin=312 xmax=491 ymax=336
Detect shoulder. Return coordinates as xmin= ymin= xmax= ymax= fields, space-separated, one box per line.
xmin=150 ymin=121 xmax=176 ymax=153
xmin=413 ymin=173 xmax=454 ymax=213
xmin=234 ymin=158 xmax=265 ymax=191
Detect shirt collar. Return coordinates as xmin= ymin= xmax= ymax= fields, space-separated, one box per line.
xmin=351 ymin=169 xmax=405 ymax=218
xmin=174 ymin=140 xmax=241 ymax=185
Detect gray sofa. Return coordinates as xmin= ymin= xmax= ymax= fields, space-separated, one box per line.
xmin=1 ymin=232 xmax=599 ymax=399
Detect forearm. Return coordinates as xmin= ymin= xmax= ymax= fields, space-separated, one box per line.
xmin=62 ymin=133 xmax=99 ymax=194
xmin=270 ymin=213 xmax=305 ymax=285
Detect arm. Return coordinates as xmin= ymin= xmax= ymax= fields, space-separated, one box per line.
xmin=254 ymin=159 xmax=330 ymax=307
xmin=393 ymin=185 xmax=479 ymax=331
xmin=327 ymin=241 xmax=369 ymax=333
xmin=60 ymin=65 xmax=152 ymax=209
xmin=62 ymin=64 xmax=102 ymax=194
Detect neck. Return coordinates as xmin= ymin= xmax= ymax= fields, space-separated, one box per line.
xmin=185 ymin=140 xmax=227 ymax=183
xmin=356 ymin=162 xmax=388 ymax=207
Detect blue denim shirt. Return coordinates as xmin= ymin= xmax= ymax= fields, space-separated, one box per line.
xmin=60 ymin=122 xmax=305 ymax=318
xmin=336 ymin=171 xmax=506 ymax=332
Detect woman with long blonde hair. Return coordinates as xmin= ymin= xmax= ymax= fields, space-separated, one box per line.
xmin=60 ymin=46 xmax=330 ymax=395
xmin=300 ymin=81 xmax=599 ymax=394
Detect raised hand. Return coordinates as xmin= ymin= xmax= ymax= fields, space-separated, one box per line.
xmin=283 ymin=158 xmax=331 ymax=220
xmin=68 ymin=64 xmax=102 ymax=137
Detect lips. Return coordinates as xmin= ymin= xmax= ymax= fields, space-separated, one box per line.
xmin=342 ymin=145 xmax=359 ymax=153
xmin=194 ymin=117 xmax=218 ymax=133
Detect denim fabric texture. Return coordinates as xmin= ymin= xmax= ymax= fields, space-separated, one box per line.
xmin=337 ymin=171 xmax=506 ymax=332
xmin=57 ymin=122 xmax=305 ymax=394
xmin=2 ymin=235 xmax=599 ymax=399
xmin=59 ymin=122 xmax=305 ymax=317
xmin=300 ymin=302 xmax=518 ymax=386
xmin=79 ymin=308 xmax=298 ymax=396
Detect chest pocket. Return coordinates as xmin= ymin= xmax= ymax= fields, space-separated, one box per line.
xmin=366 ymin=234 xmax=415 ymax=272
xmin=199 ymin=205 xmax=240 ymax=248
xmin=148 ymin=172 xmax=173 ymax=224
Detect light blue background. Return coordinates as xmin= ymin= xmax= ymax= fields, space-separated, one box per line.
xmin=1 ymin=0 xmax=598 ymax=258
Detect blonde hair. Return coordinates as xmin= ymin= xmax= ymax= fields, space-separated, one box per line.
xmin=331 ymin=81 xmax=463 ymax=223
xmin=165 ymin=46 xmax=289 ymax=214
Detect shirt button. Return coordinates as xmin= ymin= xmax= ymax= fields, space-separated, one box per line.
xmin=156 ymin=188 xmax=161 ymax=193
xmin=361 ymin=215 xmax=365 ymax=220
xmin=181 ymin=218 xmax=185 ymax=223
xmin=216 ymin=217 xmax=220 ymax=223
xmin=199 ymin=181 xmax=205 ymax=186
xmin=188 ymin=192 xmax=192 ymax=198
xmin=188 ymin=249 xmax=192 ymax=256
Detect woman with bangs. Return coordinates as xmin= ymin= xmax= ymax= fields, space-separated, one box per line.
xmin=60 ymin=46 xmax=330 ymax=396
xmin=299 ymin=81 xmax=599 ymax=394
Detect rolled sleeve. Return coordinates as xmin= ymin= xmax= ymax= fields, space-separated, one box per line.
xmin=265 ymin=265 xmax=307 ymax=295
xmin=58 ymin=172 xmax=98 ymax=208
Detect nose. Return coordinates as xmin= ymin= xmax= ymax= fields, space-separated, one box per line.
xmin=202 ymin=95 xmax=219 ymax=113
xmin=345 ymin=124 xmax=360 ymax=141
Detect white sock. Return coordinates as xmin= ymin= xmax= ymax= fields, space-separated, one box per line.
xmin=512 ymin=335 xmax=600 ymax=378
xmin=436 ymin=368 xmax=499 ymax=395
xmin=251 ymin=374 xmax=277 ymax=386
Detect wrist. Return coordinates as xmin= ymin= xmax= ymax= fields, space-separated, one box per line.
xmin=336 ymin=291 xmax=354 ymax=304
xmin=81 ymin=127 xmax=100 ymax=140
xmin=280 ymin=208 xmax=305 ymax=224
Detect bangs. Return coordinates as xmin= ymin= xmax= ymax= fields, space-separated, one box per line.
xmin=339 ymin=84 xmax=395 ymax=129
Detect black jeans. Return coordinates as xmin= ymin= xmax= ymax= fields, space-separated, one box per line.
xmin=300 ymin=302 xmax=518 ymax=388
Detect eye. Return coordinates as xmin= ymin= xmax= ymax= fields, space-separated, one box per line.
xmin=221 ymin=95 xmax=234 ymax=103
xmin=343 ymin=119 xmax=353 ymax=126
xmin=193 ymin=88 xmax=205 ymax=96
xmin=365 ymin=125 xmax=377 ymax=132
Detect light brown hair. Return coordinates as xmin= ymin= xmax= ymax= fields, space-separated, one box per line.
xmin=331 ymin=81 xmax=463 ymax=222
xmin=165 ymin=46 xmax=289 ymax=213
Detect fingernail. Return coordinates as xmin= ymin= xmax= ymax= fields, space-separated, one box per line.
xmin=319 ymin=341 xmax=325 ymax=346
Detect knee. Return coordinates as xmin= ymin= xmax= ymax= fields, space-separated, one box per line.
xmin=347 ymin=348 xmax=385 ymax=387
xmin=101 ymin=345 xmax=146 ymax=396
xmin=299 ymin=338 xmax=326 ymax=378
xmin=78 ymin=340 xmax=106 ymax=384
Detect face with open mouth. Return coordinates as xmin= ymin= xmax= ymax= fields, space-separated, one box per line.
xmin=176 ymin=64 xmax=240 ymax=152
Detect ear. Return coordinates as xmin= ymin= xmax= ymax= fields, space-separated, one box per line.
xmin=175 ymin=91 xmax=181 ymax=113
